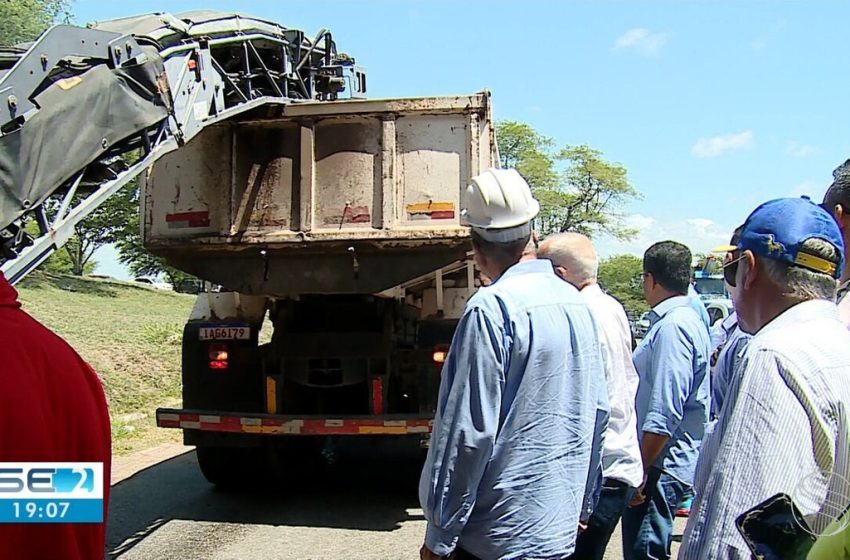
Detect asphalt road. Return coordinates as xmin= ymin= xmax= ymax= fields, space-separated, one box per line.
xmin=107 ymin=440 xmax=684 ymax=559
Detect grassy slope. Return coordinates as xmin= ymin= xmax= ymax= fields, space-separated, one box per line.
xmin=16 ymin=273 xmax=194 ymax=456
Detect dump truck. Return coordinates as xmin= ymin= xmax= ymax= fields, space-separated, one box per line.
xmin=150 ymin=93 xmax=494 ymax=484
xmin=0 ymin=12 xmax=494 ymax=486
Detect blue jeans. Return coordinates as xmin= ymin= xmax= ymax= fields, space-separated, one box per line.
xmin=568 ymin=478 xmax=636 ymax=560
xmin=621 ymin=468 xmax=690 ymax=560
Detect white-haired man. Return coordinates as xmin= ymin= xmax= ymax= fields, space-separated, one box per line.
xmin=539 ymin=233 xmax=643 ymax=560
xmin=680 ymin=197 xmax=850 ymax=558
xmin=419 ymin=169 xmax=608 ymax=560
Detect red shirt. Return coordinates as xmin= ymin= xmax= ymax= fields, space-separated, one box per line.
xmin=0 ymin=274 xmax=111 ymax=560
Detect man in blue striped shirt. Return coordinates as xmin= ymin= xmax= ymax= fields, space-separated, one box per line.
xmin=681 ymin=197 xmax=850 ymax=558
xmin=622 ymin=241 xmax=711 ymax=560
xmin=419 ymin=169 xmax=609 ymax=560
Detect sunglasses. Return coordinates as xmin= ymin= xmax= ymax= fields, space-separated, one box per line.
xmin=723 ymin=252 xmax=746 ymax=287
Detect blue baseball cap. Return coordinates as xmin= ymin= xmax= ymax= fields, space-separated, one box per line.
xmin=716 ymin=197 xmax=844 ymax=278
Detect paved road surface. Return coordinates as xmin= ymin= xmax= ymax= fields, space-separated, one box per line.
xmin=108 ymin=440 xmax=684 ymax=559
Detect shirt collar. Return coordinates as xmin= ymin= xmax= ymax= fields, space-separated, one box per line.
xmin=649 ymin=295 xmax=690 ymax=326
xmin=720 ymin=311 xmax=738 ymax=333
xmin=756 ymin=299 xmax=838 ymax=337
xmin=496 ymin=259 xmax=556 ymax=282
xmin=580 ymin=283 xmax=604 ymax=297
xmin=0 ymin=273 xmax=20 ymax=308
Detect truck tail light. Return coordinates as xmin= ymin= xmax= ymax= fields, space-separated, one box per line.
xmin=432 ymin=344 xmax=449 ymax=365
xmin=371 ymin=378 xmax=384 ymax=415
xmin=208 ymin=344 xmax=229 ymax=370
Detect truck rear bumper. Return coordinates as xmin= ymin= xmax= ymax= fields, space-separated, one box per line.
xmin=156 ymin=408 xmax=434 ymax=436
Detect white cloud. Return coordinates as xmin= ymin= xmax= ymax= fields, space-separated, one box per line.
xmin=686 ymin=218 xmax=714 ymax=231
xmin=786 ymin=141 xmax=816 ymax=157
xmin=614 ymin=28 xmax=669 ymax=56
xmin=595 ymin=215 xmax=735 ymax=259
xmin=691 ymin=130 xmax=754 ymax=158
xmin=624 ymin=213 xmax=656 ymax=231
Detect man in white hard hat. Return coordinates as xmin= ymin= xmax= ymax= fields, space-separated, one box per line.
xmin=419 ymin=168 xmax=609 ymax=560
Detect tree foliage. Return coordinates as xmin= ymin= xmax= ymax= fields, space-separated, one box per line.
xmin=0 ymin=1 xmax=71 ymax=45
xmin=598 ymin=254 xmax=648 ymax=315
xmin=496 ymin=121 xmax=641 ymax=239
xmin=24 ymin=220 xmax=96 ymax=275
xmin=54 ymin=185 xmax=137 ymax=276
xmin=693 ymin=252 xmax=722 ymax=274
xmin=115 ymin=190 xmax=197 ymax=287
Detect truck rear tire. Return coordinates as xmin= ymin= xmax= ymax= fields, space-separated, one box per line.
xmin=195 ymin=446 xmax=257 ymax=488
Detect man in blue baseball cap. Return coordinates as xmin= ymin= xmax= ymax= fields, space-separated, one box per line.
xmin=680 ymin=197 xmax=850 ymax=559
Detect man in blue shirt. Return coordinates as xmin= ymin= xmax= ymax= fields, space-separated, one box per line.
xmin=622 ymin=241 xmax=711 ymax=560
xmin=419 ymin=168 xmax=609 ymax=560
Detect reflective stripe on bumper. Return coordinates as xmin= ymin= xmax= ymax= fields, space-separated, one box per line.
xmin=156 ymin=409 xmax=434 ymax=435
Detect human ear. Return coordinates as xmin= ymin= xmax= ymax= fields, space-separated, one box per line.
xmin=742 ymin=250 xmax=758 ymax=290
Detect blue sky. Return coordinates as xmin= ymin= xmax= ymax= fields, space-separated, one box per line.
xmin=74 ymin=1 xmax=850 ymax=278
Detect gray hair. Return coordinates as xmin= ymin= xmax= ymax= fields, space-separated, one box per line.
xmin=537 ymin=233 xmax=599 ymax=284
xmin=760 ymin=238 xmax=839 ymax=301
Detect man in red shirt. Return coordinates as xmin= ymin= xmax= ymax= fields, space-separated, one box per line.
xmin=0 ymin=272 xmax=111 ymax=559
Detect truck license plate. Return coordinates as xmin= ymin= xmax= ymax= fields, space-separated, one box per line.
xmin=199 ymin=326 xmax=250 ymax=341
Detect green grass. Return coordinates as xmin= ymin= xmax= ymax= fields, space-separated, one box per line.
xmin=16 ymin=273 xmax=195 ymax=456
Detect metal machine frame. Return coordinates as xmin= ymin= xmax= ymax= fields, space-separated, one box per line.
xmin=0 ymin=13 xmax=366 ymax=284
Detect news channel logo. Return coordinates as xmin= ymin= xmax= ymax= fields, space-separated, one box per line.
xmin=791 ymin=469 xmax=850 ymax=538
xmin=0 ymin=463 xmax=104 ymax=523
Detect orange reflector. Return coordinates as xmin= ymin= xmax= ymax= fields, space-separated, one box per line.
xmin=187 ymin=59 xmax=197 ymax=70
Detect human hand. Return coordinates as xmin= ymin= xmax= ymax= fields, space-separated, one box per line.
xmin=420 ymin=544 xmax=453 ymax=560
xmin=629 ymin=481 xmax=647 ymax=507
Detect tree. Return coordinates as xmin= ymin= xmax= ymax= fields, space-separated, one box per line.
xmin=23 ymin=220 xmax=96 ymax=275
xmin=496 ymin=121 xmax=641 ymax=238
xmin=693 ymin=252 xmax=722 ymax=274
xmin=115 ymin=190 xmax=197 ymax=287
xmin=43 ymin=244 xmax=96 ymax=275
xmin=42 ymin=184 xmax=137 ymax=276
xmin=0 ymin=1 xmax=71 ymax=45
xmin=496 ymin=121 xmax=559 ymax=190
xmin=598 ymin=254 xmax=648 ymax=315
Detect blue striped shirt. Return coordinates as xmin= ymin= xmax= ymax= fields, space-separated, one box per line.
xmin=419 ymin=260 xmax=609 ymax=559
xmin=710 ymin=312 xmax=750 ymax=418
xmin=681 ymin=300 xmax=850 ymax=559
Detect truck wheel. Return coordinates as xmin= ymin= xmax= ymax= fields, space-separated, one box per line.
xmin=195 ymin=446 xmax=257 ymax=488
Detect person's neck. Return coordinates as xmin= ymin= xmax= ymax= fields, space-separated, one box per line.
xmin=487 ymin=258 xmax=521 ymax=282
xmin=750 ymin=293 xmax=803 ymax=333
xmin=578 ymin=279 xmax=596 ymax=291
xmin=648 ymin=290 xmax=681 ymax=309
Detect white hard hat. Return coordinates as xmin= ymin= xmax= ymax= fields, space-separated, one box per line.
xmin=461 ymin=168 xmax=540 ymax=242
